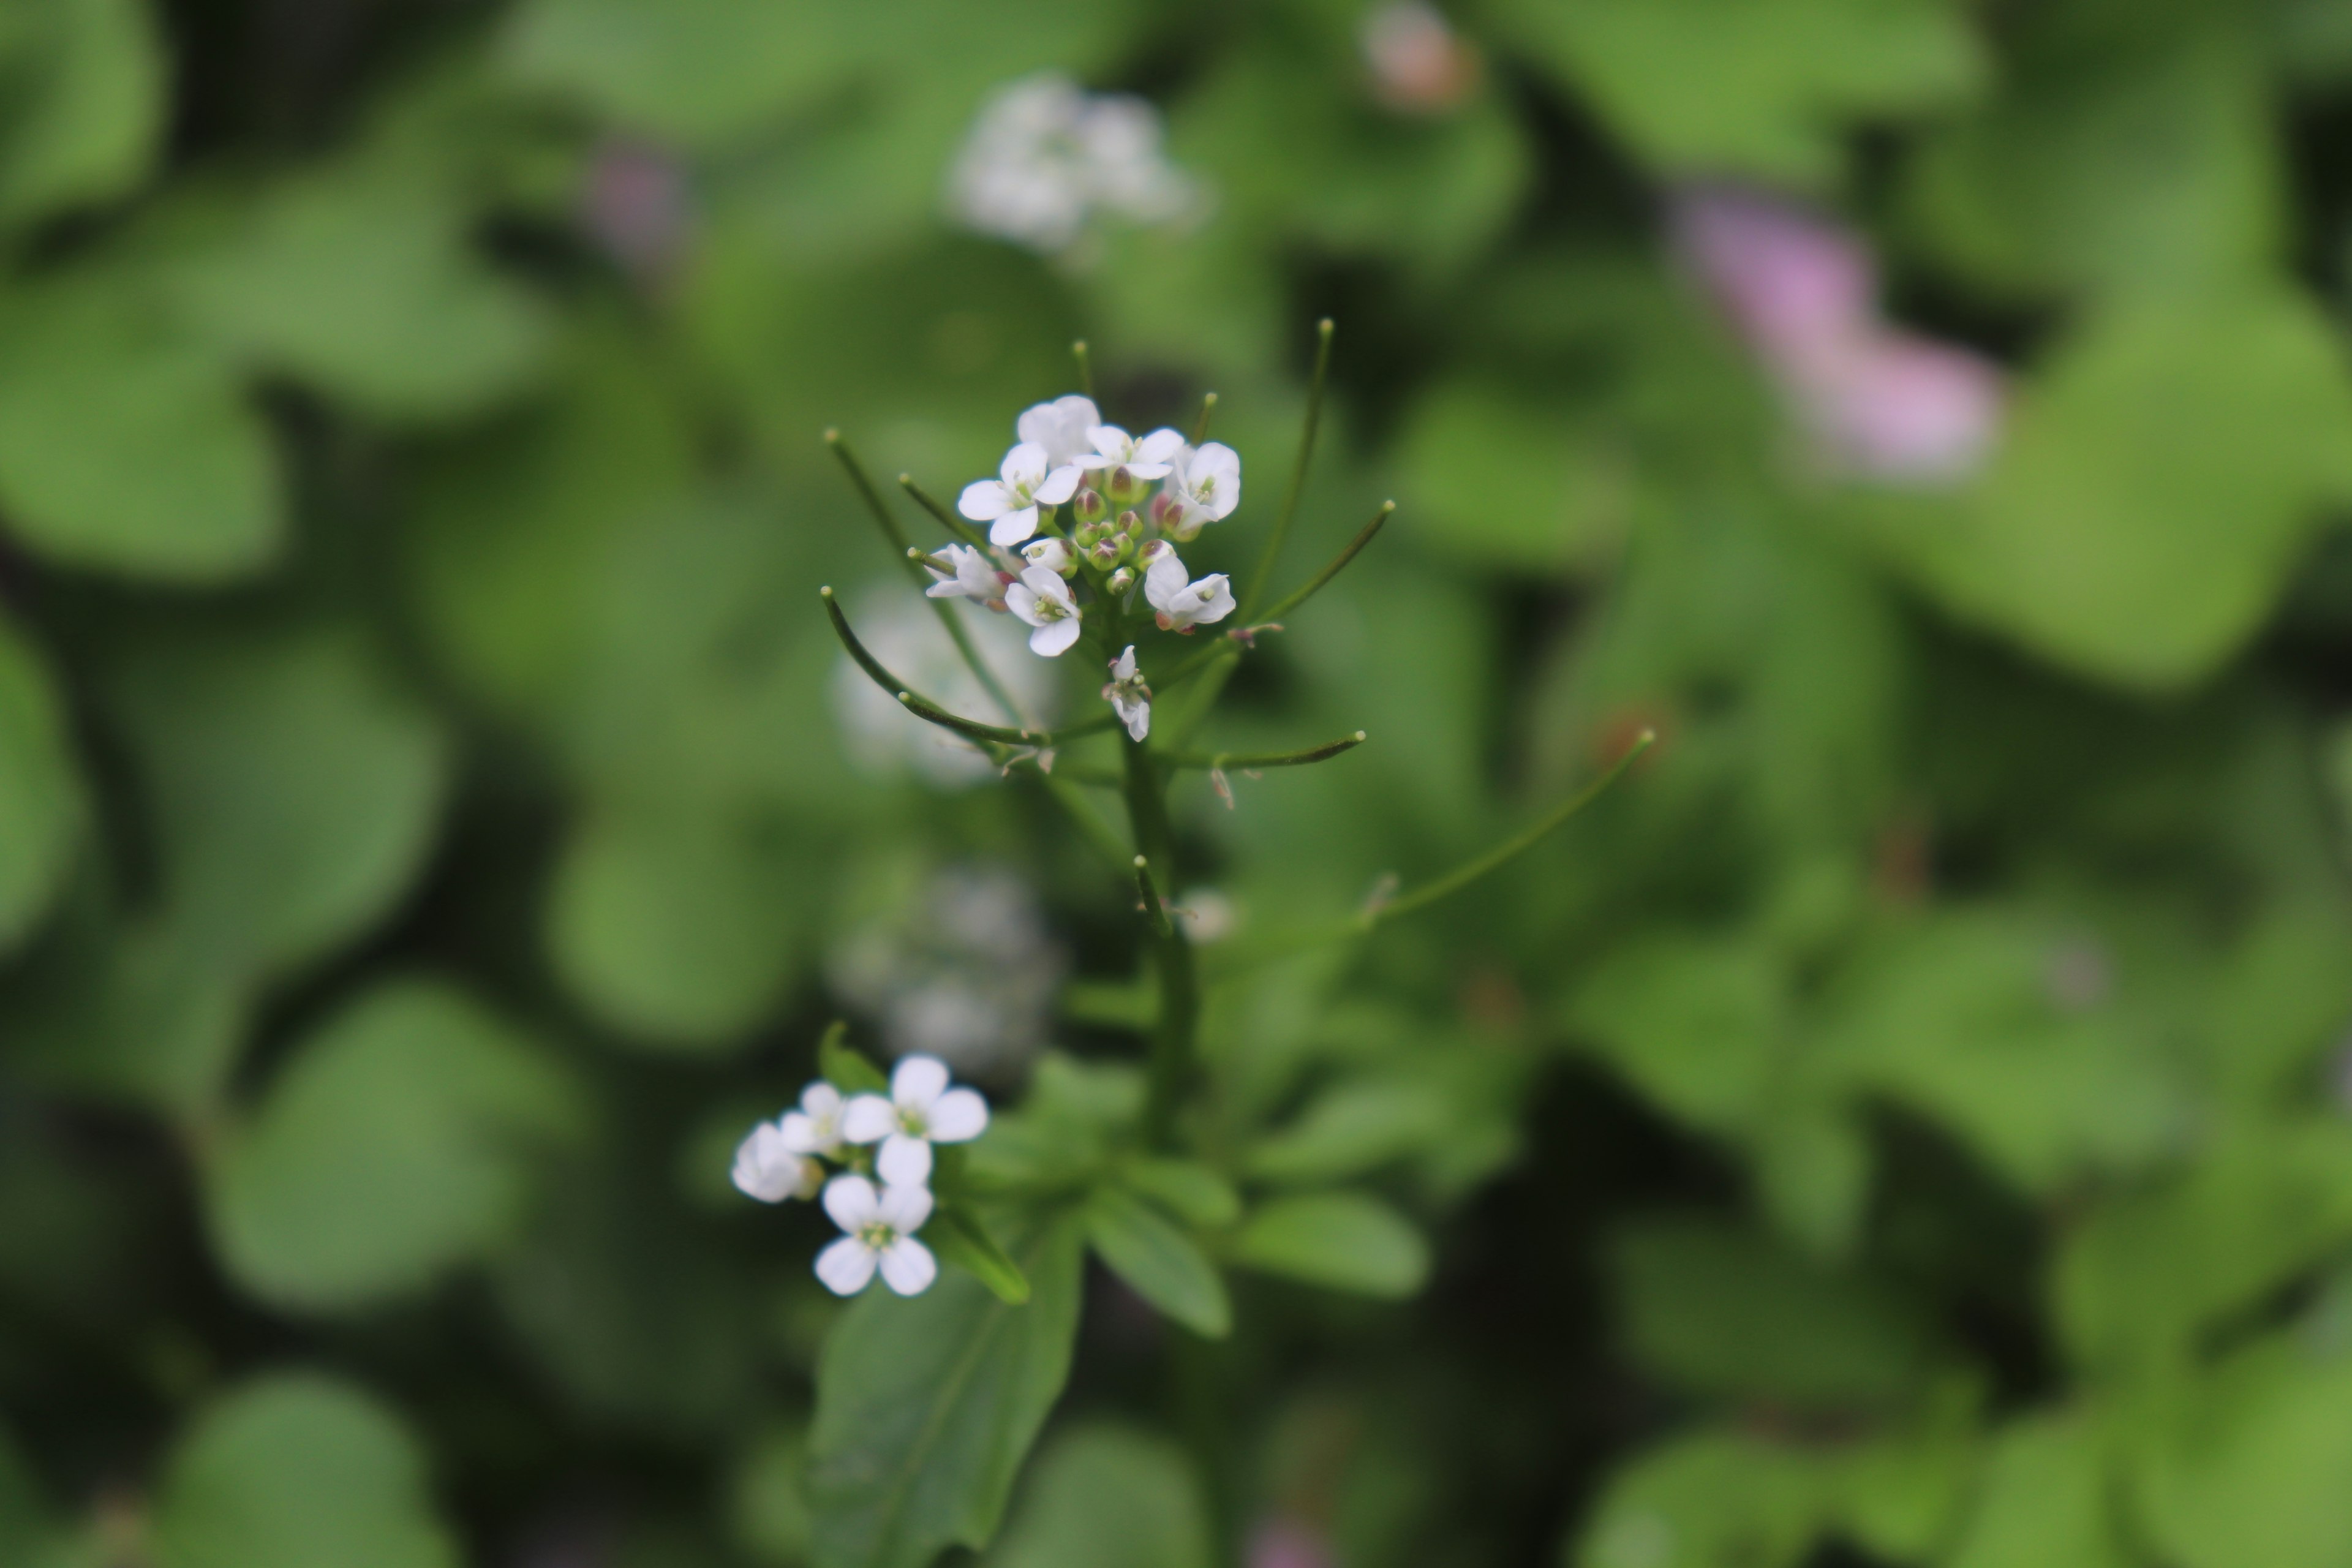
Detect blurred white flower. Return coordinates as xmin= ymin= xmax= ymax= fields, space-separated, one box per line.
xmin=923 ymin=541 xmax=1006 ymax=604
xmin=778 ymin=1080 xmax=849 ymax=1158
xmin=960 ymin=441 xmax=1084 ymax=546
xmin=815 ymin=1175 xmax=937 ymax=1297
xmin=1173 ymin=888 xmax=1236 ymax=942
xmin=1671 ymin=184 xmax=2004 ymax=486
xmin=1145 ymin=551 xmax=1237 ymax=631
xmin=1019 ymin=394 xmax=1104 ymax=470
xmin=948 ymin=73 xmax=1199 ymax=256
xmin=731 ymin=1121 xmax=821 ymax=1203
xmin=831 ymin=590 xmax=1055 ymax=788
xmin=1007 ymin=564 xmax=1084 ymax=655
xmin=828 ymin=863 xmax=1065 ymax=1076
xmin=1360 ymin=3 xmax=1481 ymax=115
xmin=843 ymin=1054 xmax=992 ymax=1186
xmin=1079 ymin=424 xmax=1185 ymax=479
xmin=1103 ymin=644 xmax=1152 ymax=741
xmin=1155 ymin=441 xmax=1242 ymax=540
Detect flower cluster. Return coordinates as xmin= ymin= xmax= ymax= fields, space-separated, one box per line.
xmin=731 ymin=1054 xmax=990 ymax=1297
xmin=948 ymin=73 xmax=1199 ymax=256
xmin=929 ymin=393 xmax=1243 ymax=740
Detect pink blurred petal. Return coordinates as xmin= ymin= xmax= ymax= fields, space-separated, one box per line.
xmin=1248 ymin=1518 xmax=1335 ymax=1568
xmin=1672 ymin=183 xmax=1874 ymax=364
xmin=1803 ymin=331 xmax=2006 ymax=484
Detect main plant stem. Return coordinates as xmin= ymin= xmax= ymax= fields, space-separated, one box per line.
xmin=1122 ymin=729 xmax=1197 ymax=1146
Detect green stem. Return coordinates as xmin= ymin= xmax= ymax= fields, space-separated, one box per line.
xmin=1242 ymin=318 xmax=1334 ymax=619
xmin=824 ymin=588 xmax=1121 ymax=745
xmin=1161 ymin=731 xmax=1367 ymax=770
xmin=1123 ymin=736 xmax=1196 ymax=1146
xmin=898 ymin=474 xmax=991 ymax=550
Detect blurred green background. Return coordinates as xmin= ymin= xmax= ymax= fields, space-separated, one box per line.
xmin=7 ymin=0 xmax=2352 ymax=1564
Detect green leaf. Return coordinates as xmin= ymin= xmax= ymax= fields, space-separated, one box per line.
xmin=2135 ymin=1335 xmax=2352 ymax=1568
xmin=986 ymin=1424 xmax=1213 ymax=1568
xmin=1394 ymin=378 xmax=1629 ymax=573
xmin=1571 ymin=1427 xmax=1830 ymax=1568
xmin=0 ymin=617 xmax=81 ymax=952
xmin=205 ymin=978 xmax=587 ymax=1312
xmin=1946 ymin=1410 xmax=2128 ymax=1568
xmin=1495 ymin=0 xmax=1981 ymax=186
xmin=1115 ymin=1159 xmax=1240 ymax=1230
xmin=151 ymin=1372 xmax=460 ymax=1568
xmin=0 ymin=275 xmax=281 ymax=581
xmin=1609 ymin=1217 xmax=1935 ymax=1411
xmin=1229 ymin=1193 xmax=1430 ymax=1300
xmin=808 ymin=1208 xmax=1084 ymax=1568
xmin=0 ymin=0 xmax=165 ymax=231
xmin=1566 ymin=933 xmax=1788 ymax=1136
xmin=930 ymin=1205 xmax=1032 ymax=1306
xmin=1244 ymin=1077 xmax=1450 ymax=1186
xmin=820 ymin=1028 xmax=892 ymax=1096
xmin=1084 ymin=1185 xmax=1230 ymax=1338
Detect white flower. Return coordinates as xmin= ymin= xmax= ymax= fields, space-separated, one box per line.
xmin=815 ymin=1175 xmax=938 ymax=1296
xmin=1144 ymin=551 xmax=1237 ymax=631
xmin=1018 ymin=394 xmax=1102 ymax=470
xmin=1005 ymin=564 xmax=1084 ymax=656
xmin=731 ymin=1121 xmax=821 ymax=1203
xmin=1161 ymin=441 xmax=1242 ymax=538
xmin=947 ymin=74 xmax=1199 ymax=256
xmin=1102 ymin=645 xmax=1152 ymax=741
xmin=1077 ymin=425 xmax=1185 ymax=479
xmin=959 ymin=442 xmax=1084 ymax=547
xmin=843 ymin=1054 xmax=991 ymax=1186
xmin=923 ymin=542 xmax=1005 ymax=603
xmin=778 ymin=1080 xmax=849 ymax=1158
xmin=1022 ymin=536 xmax=1075 ymax=575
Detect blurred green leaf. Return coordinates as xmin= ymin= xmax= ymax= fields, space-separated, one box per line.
xmin=0 ymin=0 xmax=164 ymax=231
xmin=206 ymin=978 xmax=587 ymax=1312
xmin=1116 ymin=1159 xmax=1240 ymax=1230
xmin=1395 ymin=379 xmax=1629 ymax=573
xmin=1570 ymin=1427 xmax=1827 ymax=1568
xmin=808 ymin=1207 xmax=1084 ymax=1568
xmin=1945 ymin=1411 xmax=2128 ymax=1568
xmin=931 ymin=1204 xmax=1032 ymax=1306
xmin=0 ymin=617 xmax=81 ymax=952
xmin=1567 ymin=932 xmax=1787 ymax=1136
xmin=1229 ymin=1192 xmax=1429 ymax=1299
xmin=1245 ymin=1077 xmax=1450 ymax=1186
xmin=1610 ymin=1216 xmax=1936 ymax=1411
xmin=1085 ymin=1185 xmax=1230 ymax=1338
xmin=2136 ymin=1335 xmax=2352 ymax=1568
xmin=986 ymin=1424 xmax=1213 ymax=1568
xmin=152 ymin=1373 xmax=459 ymax=1568
xmin=0 ymin=274 xmax=280 ymax=581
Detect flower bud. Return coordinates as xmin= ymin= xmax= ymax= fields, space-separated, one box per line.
xmin=1072 ymin=487 xmax=1109 ymax=526
xmin=1104 ymin=465 xmax=1147 ymax=507
xmin=1086 ymin=534 xmax=1123 ymax=570
xmin=1136 ymin=538 xmax=1172 ymax=568
xmin=1107 ymin=566 xmax=1137 ymax=596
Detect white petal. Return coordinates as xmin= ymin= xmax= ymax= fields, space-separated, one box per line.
xmin=1112 ymin=646 xmax=1137 ymax=680
xmin=1005 ymin=582 xmax=1043 ymax=628
xmin=924 ymin=578 xmax=964 ymax=599
xmin=1191 ymin=574 xmax=1236 ymax=624
xmin=877 ymin=1237 xmax=938 ymax=1295
xmin=1002 ymin=441 xmax=1050 ymax=487
xmin=1124 ymin=697 xmax=1150 ymax=741
xmin=815 ymin=1237 xmax=878 ymax=1295
xmin=892 ymin=1054 xmax=951 ymax=1108
xmin=958 ymin=480 xmax=1012 ymax=521
xmin=878 ymin=1133 xmax=934 ymax=1187
xmin=878 ymin=1180 xmax=935 ymax=1233
xmin=1033 ymin=464 xmax=1082 ymax=506
xmin=1019 ymin=564 xmax=1073 ymax=606
xmin=1032 ymin=618 xmax=1082 ymax=657
xmin=731 ymin=1126 xmax=793 ymax=1202
xmin=842 ymin=1095 xmax=897 ymax=1145
xmin=802 ymin=1081 xmax=842 ymax=1118
xmin=1126 ymin=462 xmax=1174 ymax=480
xmin=1136 ymin=428 xmax=1186 ymax=464
xmin=990 ymin=505 xmax=1040 ymax=546
xmin=1088 ymin=424 xmax=1133 ymax=458
xmin=927 ymin=1087 xmax=990 ymax=1142
xmin=778 ymin=1110 xmax=826 ymax=1154
xmin=1144 ymin=552 xmax=1188 ymax=611
xmin=822 ymin=1173 xmax=880 ymax=1231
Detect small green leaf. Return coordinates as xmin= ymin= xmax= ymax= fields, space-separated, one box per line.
xmin=1230 ymin=1193 xmax=1430 ymax=1300
xmin=1085 ymin=1185 xmax=1231 ymax=1339
xmin=930 ymin=1205 xmax=1031 ymax=1305
xmin=1946 ymin=1410 xmax=2128 ymax=1568
xmin=986 ymin=1424 xmax=1214 ymax=1568
xmin=1244 ymin=1079 xmax=1450 ymax=1186
xmin=0 ymin=617 xmax=82 ymax=952
xmin=1117 ymin=1159 xmax=1240 ymax=1229
xmin=809 ymin=1208 xmax=1084 ymax=1568
xmin=1572 ymin=1427 xmax=1831 ymax=1568
xmin=821 ymin=1028 xmax=892 ymax=1096
xmin=0 ymin=0 xmax=166 ymax=231
xmin=151 ymin=1372 xmax=460 ymax=1568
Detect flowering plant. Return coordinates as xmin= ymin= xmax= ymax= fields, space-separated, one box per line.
xmin=730 ymin=325 xmax=1648 ymax=1568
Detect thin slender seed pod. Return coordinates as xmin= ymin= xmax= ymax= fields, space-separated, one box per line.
xmin=1243 ymin=317 xmax=1335 ymax=618
xmin=1258 ymin=500 xmax=1392 ymax=624
xmin=1072 ymin=339 xmax=1095 ymax=398
xmin=1189 ymin=390 xmax=1218 ymax=446
xmin=898 ymin=473 xmax=990 ymax=549
xmin=821 ymin=587 xmax=1118 ymax=746
xmin=1162 ymin=731 xmax=1367 ymax=771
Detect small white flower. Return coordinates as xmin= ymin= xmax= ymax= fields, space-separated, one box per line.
xmin=1157 ymin=442 xmax=1241 ymax=539
xmin=1005 ymin=564 xmax=1084 ymax=656
xmin=922 ymin=542 xmax=1005 ymax=603
xmin=1018 ymin=394 xmax=1103 ymax=470
xmin=947 ymin=75 xmax=1199 ymax=256
xmin=778 ymin=1080 xmax=849 ymax=1158
xmin=1022 ymin=536 xmax=1075 ymax=575
xmin=814 ymin=1175 xmax=938 ymax=1296
xmin=843 ymin=1054 xmax=991 ymax=1186
xmin=1078 ymin=425 xmax=1185 ymax=479
xmin=1144 ymin=551 xmax=1237 ymax=631
xmin=731 ymin=1121 xmax=822 ymax=1203
xmin=1102 ymin=645 xmax=1152 ymax=741
xmin=959 ymin=442 xmax=1084 ymax=546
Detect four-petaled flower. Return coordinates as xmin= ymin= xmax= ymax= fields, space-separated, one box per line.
xmin=1017 ymin=394 xmax=1102 ymax=469
xmin=1079 ymin=425 xmax=1185 ymax=479
xmin=1145 ymin=551 xmax=1237 ymax=631
xmin=815 ymin=1175 xmax=938 ymax=1297
xmin=778 ymin=1079 xmax=849 ymax=1158
xmin=731 ymin=1121 xmax=822 ymax=1203
xmin=1158 ymin=442 xmax=1241 ymax=540
xmin=923 ymin=542 xmax=1005 ymax=603
xmin=844 ymin=1054 xmax=992 ymax=1186
xmin=960 ymin=442 xmax=1083 ymax=546
xmin=1103 ymin=645 xmax=1152 ymax=741
xmin=1006 ymin=564 xmax=1084 ymax=656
